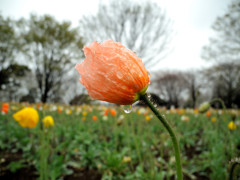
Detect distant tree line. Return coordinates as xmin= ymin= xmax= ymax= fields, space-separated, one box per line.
xmin=152 ymin=0 xmax=240 ymax=108
xmin=0 ymin=0 xmax=239 ymax=108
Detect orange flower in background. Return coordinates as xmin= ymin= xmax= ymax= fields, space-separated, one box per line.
xmin=177 ymin=109 xmax=185 ymax=115
xmin=13 ymin=107 xmax=39 ymax=128
xmin=92 ymin=115 xmax=98 ymax=121
xmin=206 ymin=111 xmax=211 ymax=118
xmin=1 ymin=103 xmax=9 ymax=114
xmin=75 ymin=40 xmax=150 ymax=105
xmin=36 ymin=104 xmax=41 ymax=110
xmin=110 ymin=109 xmax=116 ymax=116
xmin=57 ymin=107 xmax=62 ymax=113
xmin=104 ymin=109 xmax=109 ymax=116
xmin=181 ymin=115 xmax=190 ymax=122
xmin=2 ymin=103 xmax=9 ymax=109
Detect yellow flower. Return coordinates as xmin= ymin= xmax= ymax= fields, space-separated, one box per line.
xmin=82 ymin=111 xmax=87 ymax=116
xmin=66 ymin=109 xmax=72 ymax=115
xmin=137 ymin=110 xmax=141 ymax=115
xmin=145 ymin=115 xmax=151 ymax=122
xmin=13 ymin=107 xmax=39 ymax=128
xmin=122 ymin=156 xmax=131 ymax=163
xmin=177 ymin=109 xmax=185 ymax=115
xmin=211 ymin=117 xmax=217 ymax=123
xmin=194 ymin=108 xmax=198 ymax=114
xmin=228 ymin=121 xmax=237 ymax=131
xmin=42 ymin=116 xmax=54 ymax=128
xmin=82 ymin=117 xmax=86 ymax=121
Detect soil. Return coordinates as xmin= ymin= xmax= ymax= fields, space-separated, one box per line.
xmin=0 ymin=151 xmax=210 ymax=180
xmin=0 ymin=151 xmax=102 ymax=180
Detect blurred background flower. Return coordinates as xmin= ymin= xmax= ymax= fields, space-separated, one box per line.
xmin=13 ymin=107 xmax=39 ymax=128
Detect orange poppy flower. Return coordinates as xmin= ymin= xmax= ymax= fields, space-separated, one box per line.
xmin=92 ymin=115 xmax=98 ymax=121
xmin=206 ymin=111 xmax=211 ymax=118
xmin=104 ymin=109 xmax=109 ymax=116
xmin=75 ymin=40 xmax=150 ymax=105
xmin=1 ymin=103 xmax=9 ymax=114
xmin=110 ymin=109 xmax=116 ymax=116
xmin=2 ymin=107 xmax=8 ymax=114
xmin=2 ymin=103 xmax=9 ymax=109
xmin=57 ymin=107 xmax=62 ymax=113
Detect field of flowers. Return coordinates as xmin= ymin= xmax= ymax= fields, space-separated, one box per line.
xmin=0 ymin=102 xmax=239 ymax=180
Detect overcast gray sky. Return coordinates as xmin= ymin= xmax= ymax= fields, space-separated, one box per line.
xmin=0 ymin=0 xmax=231 ymax=71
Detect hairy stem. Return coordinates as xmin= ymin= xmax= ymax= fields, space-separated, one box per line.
xmin=140 ymin=94 xmax=183 ymax=180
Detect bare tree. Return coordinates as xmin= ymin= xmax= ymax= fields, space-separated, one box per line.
xmin=205 ymin=62 xmax=240 ymax=108
xmin=79 ymin=0 xmax=173 ymax=68
xmin=153 ymin=71 xmax=187 ymax=108
xmin=202 ymin=0 xmax=240 ymax=63
xmin=183 ymin=71 xmax=202 ymax=108
xmin=201 ymin=0 xmax=240 ymax=108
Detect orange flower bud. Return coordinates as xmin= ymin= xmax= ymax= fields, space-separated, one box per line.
xmin=75 ymin=40 xmax=149 ymax=105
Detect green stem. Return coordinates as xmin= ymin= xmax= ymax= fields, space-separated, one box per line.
xmin=210 ymin=98 xmax=234 ymax=156
xmin=140 ymin=94 xmax=183 ymax=180
xmin=229 ymin=161 xmax=240 ymax=180
xmin=210 ymin=98 xmax=226 ymax=115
